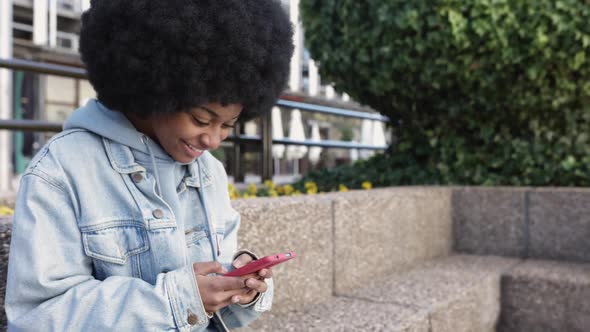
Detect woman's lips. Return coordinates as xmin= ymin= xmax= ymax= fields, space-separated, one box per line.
xmin=182 ymin=140 xmax=204 ymax=158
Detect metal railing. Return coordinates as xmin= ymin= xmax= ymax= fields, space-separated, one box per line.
xmin=0 ymin=58 xmax=389 ymax=180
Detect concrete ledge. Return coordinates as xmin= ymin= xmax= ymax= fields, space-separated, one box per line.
xmin=2 ymin=186 xmax=590 ymax=330
xmin=232 ymin=195 xmax=334 ymax=312
xmin=241 ymin=255 xmax=520 ymax=332
xmin=342 ymin=255 xmax=520 ymax=332
xmin=498 ymin=259 xmax=590 ymax=332
xmin=452 ymin=187 xmax=526 ymax=257
xmin=453 ymin=187 xmax=590 ymax=264
xmin=332 ymin=187 xmax=453 ymax=293
xmin=238 ymin=297 xmax=429 ymax=332
xmin=529 ymin=189 xmax=590 ymax=263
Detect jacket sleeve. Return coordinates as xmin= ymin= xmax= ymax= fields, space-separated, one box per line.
xmin=5 ymin=173 xmax=211 ymax=332
xmin=214 ymin=206 xmax=274 ymax=329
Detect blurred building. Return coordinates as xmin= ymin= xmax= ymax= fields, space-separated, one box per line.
xmin=5 ymin=0 xmax=94 ymax=181
xmin=0 ymin=0 xmax=388 ymax=190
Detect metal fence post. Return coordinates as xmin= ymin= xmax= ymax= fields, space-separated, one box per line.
xmin=232 ymin=121 xmax=244 ymax=183
xmin=261 ymin=109 xmax=273 ymax=181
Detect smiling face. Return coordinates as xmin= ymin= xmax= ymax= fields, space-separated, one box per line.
xmin=129 ymin=102 xmax=242 ymax=163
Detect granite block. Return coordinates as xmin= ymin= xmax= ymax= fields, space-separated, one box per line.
xmin=232 ymin=196 xmax=334 ymax=313
xmin=237 ymin=297 xmax=430 ymax=332
xmin=429 ymin=276 xmax=499 ymax=332
xmin=343 ymin=255 xmax=520 ymax=332
xmin=529 ymin=190 xmax=590 ymax=262
xmin=452 ymin=187 xmax=526 ymax=257
xmin=498 ymin=259 xmax=590 ymax=332
xmin=333 ymin=188 xmax=453 ymax=293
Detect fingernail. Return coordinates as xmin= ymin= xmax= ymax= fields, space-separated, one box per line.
xmin=221 ymin=267 xmax=228 ymax=274
xmin=233 ymin=296 xmax=240 ymax=303
xmin=259 ymin=270 xmax=266 ymax=277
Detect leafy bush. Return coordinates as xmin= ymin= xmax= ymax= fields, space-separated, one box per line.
xmin=300 ymin=0 xmax=590 ymax=186
xmin=229 ymin=180 xmax=370 ymax=199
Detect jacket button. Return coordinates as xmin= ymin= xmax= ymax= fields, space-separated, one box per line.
xmin=131 ymin=173 xmax=143 ymax=183
xmin=187 ymin=311 xmax=199 ymax=325
xmin=152 ymin=209 xmax=164 ymax=219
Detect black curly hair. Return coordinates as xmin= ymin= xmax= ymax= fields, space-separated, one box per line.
xmin=79 ymin=0 xmax=293 ymax=120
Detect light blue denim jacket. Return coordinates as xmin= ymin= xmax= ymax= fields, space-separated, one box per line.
xmin=5 ymin=100 xmax=273 ymax=331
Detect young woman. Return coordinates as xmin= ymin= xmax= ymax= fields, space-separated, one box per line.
xmin=5 ymin=1 xmax=293 ymax=331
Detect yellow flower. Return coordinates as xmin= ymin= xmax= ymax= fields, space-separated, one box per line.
xmin=248 ymin=183 xmax=258 ymax=195
xmin=0 ymin=206 xmax=14 ymax=216
xmin=228 ymin=184 xmax=241 ymax=200
xmin=229 ymin=190 xmax=240 ymax=200
xmin=362 ymin=181 xmax=372 ymax=190
xmin=269 ymin=190 xmax=279 ymax=197
xmin=304 ymin=181 xmax=318 ymax=194
xmin=338 ymin=184 xmax=349 ymax=192
xmin=283 ymin=184 xmax=294 ymax=195
xmin=293 ymin=190 xmax=302 ymax=196
xmin=264 ymin=180 xmax=276 ymax=190
xmin=276 ymin=186 xmax=285 ymax=195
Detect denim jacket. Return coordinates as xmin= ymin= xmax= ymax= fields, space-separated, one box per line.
xmin=5 ymin=101 xmax=273 ymax=331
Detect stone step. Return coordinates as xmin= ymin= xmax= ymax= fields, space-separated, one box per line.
xmin=498 ymin=259 xmax=590 ymax=332
xmin=239 ymin=255 xmax=520 ymax=332
xmin=238 ymin=297 xmax=429 ymax=332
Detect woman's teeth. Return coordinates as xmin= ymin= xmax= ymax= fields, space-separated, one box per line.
xmin=186 ymin=141 xmax=203 ymax=152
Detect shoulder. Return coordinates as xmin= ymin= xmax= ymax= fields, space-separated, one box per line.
xmin=25 ymin=129 xmax=105 ymax=177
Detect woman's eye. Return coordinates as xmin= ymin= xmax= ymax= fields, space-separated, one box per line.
xmin=222 ymin=123 xmax=236 ymax=129
xmin=192 ymin=116 xmax=210 ymax=126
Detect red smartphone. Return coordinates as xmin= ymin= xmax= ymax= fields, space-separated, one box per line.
xmin=223 ymin=251 xmax=296 ymax=277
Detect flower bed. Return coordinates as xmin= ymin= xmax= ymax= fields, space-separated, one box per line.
xmin=228 ymin=180 xmax=373 ymax=199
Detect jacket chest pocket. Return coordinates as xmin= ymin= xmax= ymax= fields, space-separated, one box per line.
xmin=184 ymin=227 xmax=219 ymax=263
xmin=81 ymin=223 xmax=149 ymax=280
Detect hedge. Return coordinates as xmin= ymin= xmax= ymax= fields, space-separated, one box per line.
xmin=299 ymin=0 xmax=590 ymax=186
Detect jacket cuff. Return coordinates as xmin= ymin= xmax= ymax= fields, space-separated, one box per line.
xmin=232 ymin=249 xmax=258 ymax=261
xmin=164 ymin=264 xmax=210 ymax=331
xmin=237 ymin=277 xmax=274 ymax=311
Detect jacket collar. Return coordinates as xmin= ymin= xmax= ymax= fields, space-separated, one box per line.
xmin=187 ymin=160 xmax=213 ymax=188
xmin=103 ymin=138 xmax=213 ymax=188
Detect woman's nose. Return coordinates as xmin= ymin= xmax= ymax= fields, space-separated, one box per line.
xmin=200 ymin=130 xmax=221 ymax=150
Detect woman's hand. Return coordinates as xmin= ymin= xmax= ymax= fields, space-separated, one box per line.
xmin=192 ymin=262 xmax=250 ymax=314
xmin=232 ymin=253 xmax=273 ymax=305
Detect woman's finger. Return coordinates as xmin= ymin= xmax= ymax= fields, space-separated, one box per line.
xmin=232 ymin=253 xmax=254 ymax=269
xmin=258 ymin=268 xmax=272 ymax=279
xmin=238 ymin=289 xmax=259 ymax=305
xmin=214 ymin=276 xmax=248 ymax=291
xmin=244 ymin=278 xmax=267 ymax=293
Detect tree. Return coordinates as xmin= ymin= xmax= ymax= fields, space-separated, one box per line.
xmin=299 ymin=0 xmax=590 ymax=186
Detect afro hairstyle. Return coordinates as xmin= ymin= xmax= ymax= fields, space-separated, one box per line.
xmin=79 ymin=0 xmax=294 ymax=120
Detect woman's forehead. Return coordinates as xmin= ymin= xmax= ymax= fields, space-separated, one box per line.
xmin=194 ymin=103 xmax=243 ymax=120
